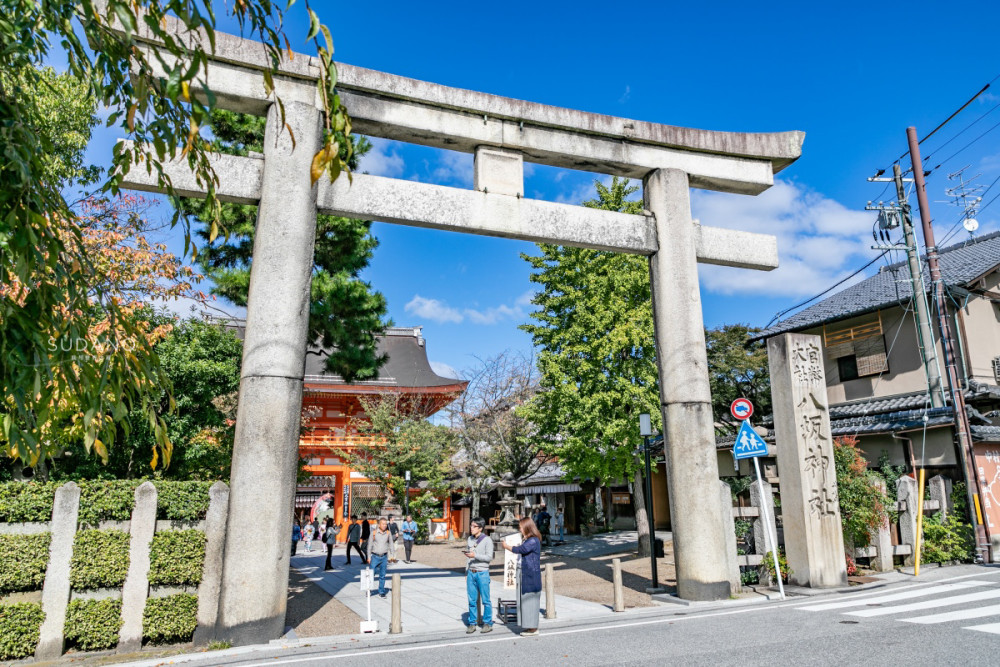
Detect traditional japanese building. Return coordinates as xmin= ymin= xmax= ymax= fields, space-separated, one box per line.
xmin=294 ymin=326 xmax=467 ymax=540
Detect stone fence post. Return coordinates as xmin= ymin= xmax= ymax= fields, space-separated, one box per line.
xmin=897 ymin=476 xmax=918 ymax=566
xmin=118 ymin=482 xmax=157 ymax=652
xmin=928 ymin=475 xmax=949 ymax=522
xmin=194 ymin=481 xmax=230 ymax=646
xmin=35 ymin=482 xmax=80 ymax=660
xmin=750 ymin=479 xmax=775 ymax=558
xmin=868 ymin=479 xmax=893 ymax=572
xmin=719 ymin=481 xmax=741 ymax=595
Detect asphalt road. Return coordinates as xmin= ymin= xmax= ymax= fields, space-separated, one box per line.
xmin=128 ymin=564 xmax=1000 ymax=667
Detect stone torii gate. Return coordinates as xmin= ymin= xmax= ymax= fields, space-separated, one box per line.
xmin=118 ymin=15 xmax=802 ymax=644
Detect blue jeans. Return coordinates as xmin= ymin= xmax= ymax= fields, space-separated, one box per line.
xmin=466 ymin=569 xmax=492 ymax=626
xmin=370 ymin=553 xmax=388 ymax=595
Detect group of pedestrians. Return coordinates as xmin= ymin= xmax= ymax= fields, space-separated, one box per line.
xmin=465 ymin=515 xmax=543 ymax=638
xmin=292 ymin=513 xmax=420 ymax=594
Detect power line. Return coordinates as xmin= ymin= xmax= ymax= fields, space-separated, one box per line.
xmin=922 ymin=100 xmax=1000 ymax=162
xmin=765 ymin=251 xmax=890 ymax=328
xmin=926 ymin=117 xmax=1000 ymax=175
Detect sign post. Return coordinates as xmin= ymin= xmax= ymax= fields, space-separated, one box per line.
xmin=359 ymin=567 xmax=377 ymax=632
xmin=731 ymin=404 xmax=784 ymax=600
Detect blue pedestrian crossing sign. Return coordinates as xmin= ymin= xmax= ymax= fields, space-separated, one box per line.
xmin=733 ymin=420 xmax=769 ymax=460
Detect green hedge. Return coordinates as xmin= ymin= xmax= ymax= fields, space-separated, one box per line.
xmin=0 ymin=533 xmax=51 ymax=594
xmin=0 ymin=482 xmax=58 ymax=522
xmin=77 ymin=480 xmax=140 ymax=527
xmin=148 ymin=530 xmax=206 ymax=586
xmin=0 ymin=602 xmax=44 ymax=660
xmin=71 ymin=530 xmax=130 ymax=590
xmin=143 ymin=593 xmax=197 ymax=645
xmin=156 ymin=482 xmax=212 ymax=521
xmin=64 ymin=598 xmax=122 ymax=651
xmin=0 ymin=481 xmax=215 ymax=526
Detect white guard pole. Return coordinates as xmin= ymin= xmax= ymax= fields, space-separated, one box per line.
xmin=753 ymin=456 xmax=785 ymax=600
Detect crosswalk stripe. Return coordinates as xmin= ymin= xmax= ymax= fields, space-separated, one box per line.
xmin=845 ymin=589 xmax=1000 ymax=617
xmin=965 ymin=622 xmax=1000 ymax=635
xmin=901 ymin=603 xmax=1000 ymax=624
xmin=795 ymin=581 xmax=992 ymax=612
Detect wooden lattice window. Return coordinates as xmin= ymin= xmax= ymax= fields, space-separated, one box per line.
xmin=824 ymin=313 xmax=889 ymax=379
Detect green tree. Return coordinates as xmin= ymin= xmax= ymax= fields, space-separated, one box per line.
xmin=337 ymin=394 xmax=458 ymax=504
xmin=706 ymin=324 xmax=771 ymax=435
xmin=178 ymin=111 xmax=388 ymax=380
xmin=520 ymin=176 xmax=659 ymax=554
xmin=2 ymin=1 xmax=350 ymax=466
xmin=46 ymin=319 xmax=243 ymax=481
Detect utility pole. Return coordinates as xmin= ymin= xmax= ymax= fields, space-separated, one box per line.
xmin=867 ymin=166 xmax=945 ymax=407
xmin=907 ymin=126 xmax=991 ymax=562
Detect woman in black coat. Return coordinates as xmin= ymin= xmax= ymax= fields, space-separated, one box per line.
xmin=501 ymin=517 xmax=543 ymax=636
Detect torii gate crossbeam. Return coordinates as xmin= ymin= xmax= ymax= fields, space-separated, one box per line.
xmin=113 ymin=11 xmax=803 ymax=645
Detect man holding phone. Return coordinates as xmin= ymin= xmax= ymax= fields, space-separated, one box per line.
xmin=464 ymin=517 xmax=494 ymax=634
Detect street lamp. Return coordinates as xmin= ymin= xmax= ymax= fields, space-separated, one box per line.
xmin=639 ymin=413 xmax=664 ymax=593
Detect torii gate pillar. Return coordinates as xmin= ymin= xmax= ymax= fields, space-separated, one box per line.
xmin=646 ymin=168 xmax=733 ymax=599
xmin=218 ymin=102 xmax=323 ymax=643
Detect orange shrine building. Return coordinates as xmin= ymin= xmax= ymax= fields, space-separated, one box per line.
xmin=294 ymin=326 xmax=467 ymax=541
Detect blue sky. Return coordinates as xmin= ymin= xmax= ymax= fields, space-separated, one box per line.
xmin=83 ymin=0 xmax=1000 ymax=381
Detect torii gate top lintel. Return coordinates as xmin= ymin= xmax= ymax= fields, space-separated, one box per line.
xmin=126 ymin=11 xmax=803 ymax=195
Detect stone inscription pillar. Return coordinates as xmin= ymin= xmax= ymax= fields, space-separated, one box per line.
xmin=645 ymin=168 xmax=734 ymax=600
xmin=767 ymin=333 xmax=848 ymax=587
xmin=217 ymin=101 xmax=323 ymax=644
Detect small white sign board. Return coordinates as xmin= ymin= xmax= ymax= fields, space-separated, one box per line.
xmin=503 ymin=533 xmax=522 ymax=590
xmin=359 ymin=567 xmax=374 ymax=592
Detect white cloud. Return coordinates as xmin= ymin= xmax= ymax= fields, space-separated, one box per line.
xmin=404 ymin=291 xmax=535 ymax=326
xmin=430 ymin=361 xmax=461 ymax=379
xmin=692 ymin=180 xmax=877 ymax=298
xmin=618 ymin=85 xmax=631 ymax=105
xmin=404 ymin=295 xmax=464 ymax=323
xmin=430 ymin=150 xmax=473 ymax=187
xmin=361 ymin=138 xmax=405 ymax=178
xmin=554 ymin=174 xmax=613 ymax=205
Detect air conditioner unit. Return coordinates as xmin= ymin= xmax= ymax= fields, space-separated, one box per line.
xmin=993 ymin=356 xmax=1000 ymax=384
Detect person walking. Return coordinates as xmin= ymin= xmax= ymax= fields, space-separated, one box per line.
xmin=501 ymin=517 xmax=543 ymax=637
xmin=555 ymin=506 xmax=565 ymax=543
xmin=291 ymin=522 xmax=301 ymax=557
xmin=401 ymin=514 xmax=418 ymax=563
xmin=345 ymin=515 xmax=367 ymax=565
xmin=368 ymin=517 xmax=393 ymax=598
xmin=387 ymin=518 xmax=400 ymax=563
xmin=360 ymin=512 xmax=371 ymax=560
xmin=464 ymin=517 xmax=494 ymax=634
xmin=537 ymin=504 xmax=551 ymax=546
xmin=303 ymin=523 xmax=314 ymax=552
xmin=323 ymin=517 xmax=339 ymax=570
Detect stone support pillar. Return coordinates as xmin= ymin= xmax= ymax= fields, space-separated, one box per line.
xmin=767 ymin=333 xmax=848 ymax=587
xmin=719 ymin=481 xmax=741 ymax=594
xmin=897 ymin=476 xmax=918 ymax=566
xmin=194 ymin=481 xmax=230 ymax=645
xmin=928 ymin=475 xmax=948 ymax=521
xmin=217 ymin=101 xmax=323 ymax=645
xmin=118 ymin=482 xmax=157 ymax=652
xmin=35 ymin=482 xmax=80 ymax=660
xmin=869 ymin=480 xmax=893 ymax=572
xmin=645 ymin=168 xmax=734 ymax=600
xmin=750 ymin=479 xmax=775 ymax=558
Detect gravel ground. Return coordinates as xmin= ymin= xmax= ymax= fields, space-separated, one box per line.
xmin=407 ymin=539 xmax=679 ymax=609
xmin=285 ymin=566 xmax=361 ymax=637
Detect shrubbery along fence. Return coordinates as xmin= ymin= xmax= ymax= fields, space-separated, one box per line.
xmin=0 ymin=480 xmax=228 ymax=661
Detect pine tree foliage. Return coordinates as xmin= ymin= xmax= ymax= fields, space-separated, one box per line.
xmin=179 ymin=110 xmax=389 ymax=381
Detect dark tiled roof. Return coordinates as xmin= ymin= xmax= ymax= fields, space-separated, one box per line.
xmin=304 ymin=326 xmax=462 ymax=388
xmin=757 ymin=231 xmax=1000 ymax=339
xmin=832 ymin=406 xmax=954 ymax=437
xmin=972 ymin=425 xmax=1000 ymax=442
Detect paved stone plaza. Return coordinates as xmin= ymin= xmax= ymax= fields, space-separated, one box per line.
xmin=290 ymin=549 xmax=616 ymax=634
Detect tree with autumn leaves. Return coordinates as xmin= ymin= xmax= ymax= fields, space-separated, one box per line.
xmin=2 ymin=1 xmax=353 ymax=467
